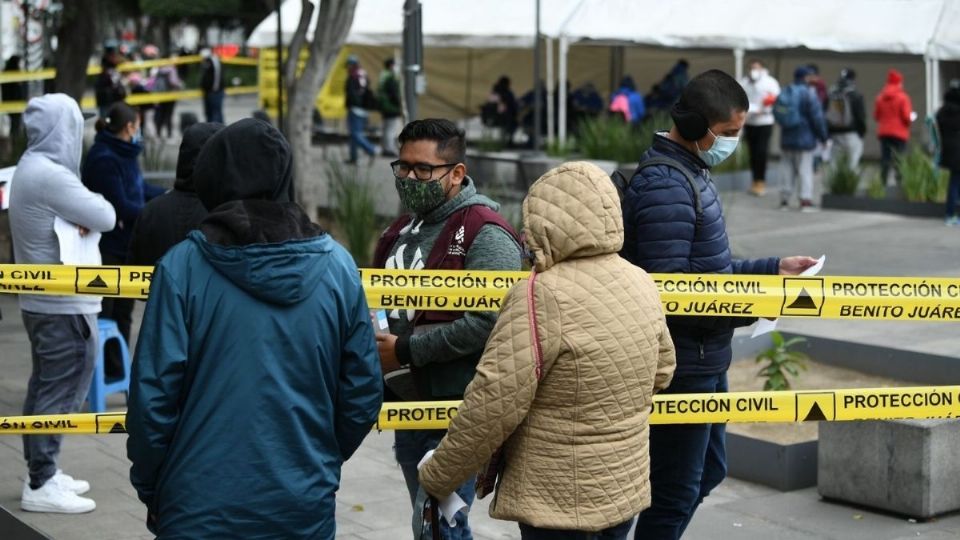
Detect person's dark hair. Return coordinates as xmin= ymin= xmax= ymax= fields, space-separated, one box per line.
xmin=95 ymin=101 xmax=138 ymax=134
xmin=749 ymin=58 xmax=765 ymax=68
xmin=398 ymin=119 xmax=467 ymax=163
xmin=677 ymin=59 xmax=690 ymax=69
xmin=620 ymin=76 xmax=636 ymax=91
xmin=494 ymin=76 xmax=511 ymax=93
xmin=384 ymin=58 xmax=395 ymax=70
xmin=807 ymin=63 xmax=820 ymax=75
xmin=678 ymin=69 xmax=749 ymax=126
xmin=4 ymin=55 xmax=21 ymax=71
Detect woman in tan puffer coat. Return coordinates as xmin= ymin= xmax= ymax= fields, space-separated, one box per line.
xmin=418 ymin=161 xmax=676 ymax=538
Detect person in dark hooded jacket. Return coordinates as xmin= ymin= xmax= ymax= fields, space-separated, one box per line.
xmin=126 ymin=118 xmax=383 ymax=538
xmin=127 ymin=122 xmax=223 ymax=266
xmin=937 ymin=81 xmax=960 ymax=225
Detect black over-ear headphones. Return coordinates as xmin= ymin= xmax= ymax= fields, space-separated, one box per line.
xmin=670 ymin=100 xmax=709 ymax=141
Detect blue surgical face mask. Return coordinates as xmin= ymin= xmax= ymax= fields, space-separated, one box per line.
xmin=697 ymin=128 xmax=739 ymax=167
xmin=131 ymin=128 xmax=143 ymax=146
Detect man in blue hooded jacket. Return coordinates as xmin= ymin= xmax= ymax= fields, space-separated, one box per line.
xmin=126 ymin=118 xmax=383 ymax=538
xmin=622 ymin=70 xmax=817 ymax=540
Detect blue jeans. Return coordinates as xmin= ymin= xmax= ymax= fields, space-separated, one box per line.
xmin=946 ymin=169 xmax=960 ymax=217
xmin=520 ymin=518 xmax=634 ymax=540
xmin=21 ymin=311 xmax=97 ymax=489
xmin=395 ymin=429 xmax=475 ymax=540
xmin=348 ymin=110 xmax=377 ymax=162
xmin=203 ymin=90 xmax=224 ymax=123
xmin=635 ymin=373 xmax=728 ymax=540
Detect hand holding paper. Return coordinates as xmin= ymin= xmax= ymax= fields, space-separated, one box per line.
xmin=752 ymin=255 xmax=825 ymax=338
xmin=417 ymin=449 xmax=468 ymax=528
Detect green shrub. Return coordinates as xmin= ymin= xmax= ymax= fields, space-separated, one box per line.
xmin=897 ymin=146 xmax=942 ymax=202
xmin=545 ymin=136 xmax=576 ymax=158
xmin=755 ymin=331 xmax=808 ymax=391
xmin=578 ymin=111 xmax=672 ymax=165
xmin=328 ymin=160 xmax=378 ymax=266
xmin=866 ymin=172 xmax=886 ymax=199
xmin=826 ymin=152 xmax=860 ymax=195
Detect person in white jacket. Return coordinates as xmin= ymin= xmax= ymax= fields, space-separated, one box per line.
xmin=9 ymin=94 xmax=116 ymax=514
xmin=740 ymin=60 xmax=781 ymax=196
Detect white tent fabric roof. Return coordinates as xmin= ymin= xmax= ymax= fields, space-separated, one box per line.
xmin=246 ymin=0 xmax=583 ymax=49
xmin=559 ymin=0 xmax=952 ymax=57
xmin=248 ymin=0 xmax=960 ymax=60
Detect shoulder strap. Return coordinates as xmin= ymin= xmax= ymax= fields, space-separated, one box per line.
xmin=637 ymin=156 xmax=703 ymax=231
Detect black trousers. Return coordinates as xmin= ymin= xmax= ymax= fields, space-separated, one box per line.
xmin=744 ymin=124 xmax=773 ymax=182
xmin=100 ymin=253 xmax=134 ymax=378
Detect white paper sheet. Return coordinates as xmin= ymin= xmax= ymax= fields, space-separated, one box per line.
xmin=417 ymin=449 xmax=469 ymax=527
xmin=54 ymin=217 xmax=102 ymax=265
xmin=751 ymin=255 xmax=826 ymax=338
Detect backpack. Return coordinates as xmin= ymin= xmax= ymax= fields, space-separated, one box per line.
xmin=825 ymin=88 xmax=854 ymax=129
xmin=611 ymin=156 xmax=704 ymax=232
xmin=773 ymin=85 xmax=806 ymax=129
xmin=152 ymin=70 xmax=170 ymax=92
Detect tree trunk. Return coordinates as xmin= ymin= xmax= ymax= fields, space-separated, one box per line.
xmin=286 ymin=0 xmax=358 ymax=218
xmin=54 ymin=0 xmax=98 ymax=102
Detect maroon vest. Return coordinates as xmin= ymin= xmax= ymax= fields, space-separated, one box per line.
xmin=372 ymin=205 xmax=520 ymax=324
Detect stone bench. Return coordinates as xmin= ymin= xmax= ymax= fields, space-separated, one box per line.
xmin=818 ymin=419 xmax=960 ymax=519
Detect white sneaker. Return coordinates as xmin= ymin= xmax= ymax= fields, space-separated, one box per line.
xmin=21 ymin=478 xmax=96 ymax=514
xmin=22 ymin=470 xmax=90 ymax=495
xmin=54 ymin=470 xmax=90 ymax=495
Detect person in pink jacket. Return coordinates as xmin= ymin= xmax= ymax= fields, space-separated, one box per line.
xmin=874 ymin=68 xmax=914 ymax=184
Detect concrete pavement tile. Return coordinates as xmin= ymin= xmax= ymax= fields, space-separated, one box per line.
xmin=684 ymin=505 xmax=822 ymax=539
xmin=338 ymin=474 xmax=408 ymax=505
xmin=353 ymin=525 xmax=416 ymax=540
xmin=718 ymin=488 xmax=947 ymax=539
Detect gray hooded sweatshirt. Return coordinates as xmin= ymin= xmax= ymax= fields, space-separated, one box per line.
xmin=10 ymin=94 xmax=116 ymax=315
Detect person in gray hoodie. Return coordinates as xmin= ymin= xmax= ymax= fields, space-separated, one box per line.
xmin=10 ymin=94 xmax=116 ymax=514
xmin=372 ymin=118 xmax=522 ymax=539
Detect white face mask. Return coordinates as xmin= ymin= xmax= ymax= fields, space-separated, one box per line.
xmin=697 ymin=128 xmax=740 ymax=167
xmin=750 ymin=68 xmax=763 ymax=81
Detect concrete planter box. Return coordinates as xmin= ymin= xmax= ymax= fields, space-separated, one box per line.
xmin=0 ymin=505 xmax=51 ymax=539
xmin=819 ymin=419 xmax=960 ymax=519
xmin=711 ymin=170 xmax=752 ymax=192
xmin=822 ymin=194 xmax=943 ymax=218
xmin=465 ymin=151 xmax=521 ymax=193
xmin=727 ymin=432 xmax=818 ymax=491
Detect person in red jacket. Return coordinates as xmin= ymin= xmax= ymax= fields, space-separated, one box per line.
xmin=874 ymin=68 xmax=915 ymax=184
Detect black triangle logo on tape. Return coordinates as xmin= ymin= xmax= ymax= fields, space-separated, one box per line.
xmin=788 ymin=288 xmax=818 ymax=310
xmin=803 ymin=402 xmax=827 ymax=422
xmin=86 ymin=275 xmax=109 ymax=289
xmin=109 ymin=423 xmax=126 ymax=434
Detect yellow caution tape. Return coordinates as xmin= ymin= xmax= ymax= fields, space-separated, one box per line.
xmin=0 ymin=86 xmax=259 ymax=114
xmin=2 ymin=265 xmax=960 ymax=321
xmin=3 ymin=385 xmax=960 ymax=435
xmin=0 ymin=55 xmax=259 ymax=84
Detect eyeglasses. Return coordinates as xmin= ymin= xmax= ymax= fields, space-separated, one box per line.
xmin=390 ymin=160 xmax=459 ymax=181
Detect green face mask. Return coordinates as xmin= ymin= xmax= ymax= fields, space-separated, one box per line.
xmin=396 ymin=177 xmax=448 ymax=215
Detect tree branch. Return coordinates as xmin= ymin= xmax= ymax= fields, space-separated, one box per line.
xmin=284 ymin=0 xmax=313 ymax=92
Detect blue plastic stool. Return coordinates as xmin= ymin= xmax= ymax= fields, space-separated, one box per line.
xmin=87 ymin=318 xmax=131 ymax=413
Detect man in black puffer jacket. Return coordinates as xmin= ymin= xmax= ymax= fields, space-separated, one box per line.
xmin=128 ymin=122 xmax=223 ymax=266
xmin=622 ymin=70 xmax=818 ymax=540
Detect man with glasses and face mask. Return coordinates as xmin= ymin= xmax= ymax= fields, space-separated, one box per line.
xmin=373 ymin=118 xmax=522 ymax=539
xmin=621 ymin=70 xmax=817 ymax=540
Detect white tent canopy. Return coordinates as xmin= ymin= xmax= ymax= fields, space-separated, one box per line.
xmin=246 ymin=0 xmax=583 ymax=49
xmin=249 ymin=0 xmax=960 ymax=59
xmin=558 ymin=0 xmax=952 ymax=57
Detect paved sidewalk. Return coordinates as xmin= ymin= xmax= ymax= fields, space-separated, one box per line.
xmin=0 ymin=192 xmax=958 ymax=538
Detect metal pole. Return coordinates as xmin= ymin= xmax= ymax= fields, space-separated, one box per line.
xmin=533 ymin=0 xmax=542 ymax=151
xmin=546 ymin=37 xmax=554 ymax=146
xmin=276 ymin=0 xmax=284 ymax=133
xmin=734 ymin=48 xmax=745 ymax=81
xmin=558 ymin=36 xmax=568 ymax=146
xmin=402 ymin=0 xmax=421 ymax=121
